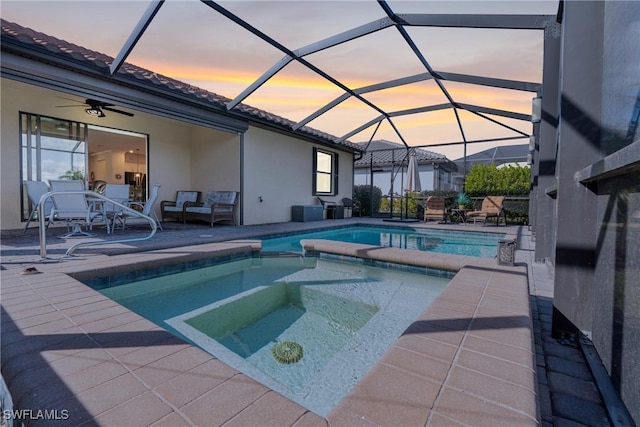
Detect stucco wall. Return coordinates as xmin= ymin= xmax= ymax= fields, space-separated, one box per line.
xmin=242 ymin=127 xmax=353 ymax=225
xmin=550 ymin=2 xmax=640 ymax=423
xmin=190 ymin=127 xmax=241 ymax=224
xmin=0 ymin=79 xmax=194 ymax=230
xmin=190 ymin=127 xmax=240 ymax=193
xmin=591 ymin=1 xmax=640 ymax=423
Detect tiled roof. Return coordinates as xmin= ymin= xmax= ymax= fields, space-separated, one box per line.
xmin=354 ymin=140 xmax=448 ymax=166
xmin=452 ymin=144 xmax=528 ymax=164
xmin=0 ymin=19 xmax=361 ymax=152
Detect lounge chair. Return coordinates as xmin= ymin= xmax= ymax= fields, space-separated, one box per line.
xmin=423 ymin=196 xmax=447 ymax=222
xmin=184 ymin=191 xmax=238 ymax=226
xmin=466 ymin=196 xmax=506 ymax=226
xmin=23 ymin=180 xmax=53 ymax=233
xmin=160 ymin=190 xmax=200 ymax=223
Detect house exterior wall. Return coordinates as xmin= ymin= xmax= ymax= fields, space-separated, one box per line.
xmin=0 ymin=78 xmax=355 ymax=231
xmin=354 ymin=166 xmax=442 ymax=193
xmin=242 ymin=127 xmax=353 ymax=225
xmin=1 ymin=79 xmax=204 ymax=230
xmin=190 ymin=127 xmax=241 ymax=223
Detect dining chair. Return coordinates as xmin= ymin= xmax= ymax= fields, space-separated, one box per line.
xmin=103 ymin=183 xmax=132 ymax=232
xmin=23 ymin=180 xmax=53 ymax=233
xmin=120 ymin=184 xmax=163 ymax=230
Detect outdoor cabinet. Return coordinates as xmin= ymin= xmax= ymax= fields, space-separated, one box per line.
xmin=291 ymin=205 xmax=323 ymax=222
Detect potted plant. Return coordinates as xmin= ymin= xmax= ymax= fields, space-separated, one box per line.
xmin=456 ymin=192 xmax=470 ymax=210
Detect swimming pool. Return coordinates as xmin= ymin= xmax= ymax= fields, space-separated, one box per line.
xmin=262 ymin=225 xmax=504 ymax=258
xmin=92 ymin=255 xmax=449 ymax=417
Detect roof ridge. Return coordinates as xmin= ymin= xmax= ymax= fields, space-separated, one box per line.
xmin=356 ymin=139 xmax=446 ymax=159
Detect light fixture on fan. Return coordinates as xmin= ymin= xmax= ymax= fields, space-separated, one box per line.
xmin=85 ymin=107 xmax=105 ymax=117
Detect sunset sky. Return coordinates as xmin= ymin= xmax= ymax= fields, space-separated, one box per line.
xmin=1 ymin=0 xmax=559 ymax=159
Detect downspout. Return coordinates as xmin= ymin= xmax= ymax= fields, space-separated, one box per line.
xmin=239 ymin=131 xmax=244 ymax=226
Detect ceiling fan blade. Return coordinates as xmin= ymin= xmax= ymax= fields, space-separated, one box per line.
xmin=102 ymin=106 xmax=134 ymax=117
xmin=55 ymin=104 xmax=86 ymax=108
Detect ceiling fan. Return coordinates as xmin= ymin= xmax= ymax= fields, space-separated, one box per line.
xmin=56 ymin=98 xmax=134 ymax=118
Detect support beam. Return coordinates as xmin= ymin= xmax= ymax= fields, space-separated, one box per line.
xmin=227 ymin=57 xmax=292 ymax=110
xmin=295 ymin=17 xmax=395 ymax=57
xmin=458 ymin=103 xmax=532 ymax=121
xmin=202 ymin=1 xmax=389 ymax=119
xmin=400 ymin=13 xmax=555 ymax=30
xmin=339 ymin=116 xmax=385 ymax=142
xmin=435 ymin=71 xmax=541 ymax=92
xmin=387 ymin=103 xmax=451 ymax=117
xmin=110 ymin=1 xmax=164 ymax=76
xmin=293 ymin=93 xmax=351 ymax=131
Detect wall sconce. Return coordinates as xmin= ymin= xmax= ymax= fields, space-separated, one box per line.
xmin=531 ymin=97 xmax=542 ymax=123
xmin=85 ymin=107 xmax=105 ymax=117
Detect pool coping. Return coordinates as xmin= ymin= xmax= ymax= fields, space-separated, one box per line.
xmin=1 ymin=236 xmax=536 ymax=426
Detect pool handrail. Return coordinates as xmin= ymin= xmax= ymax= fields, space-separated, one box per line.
xmin=38 ymin=190 xmax=157 ymax=260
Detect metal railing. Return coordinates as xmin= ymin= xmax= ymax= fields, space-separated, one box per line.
xmin=38 ymin=190 xmax=157 ymax=260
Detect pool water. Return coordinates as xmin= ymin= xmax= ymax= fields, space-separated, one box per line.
xmin=262 ymin=225 xmax=504 ymax=257
xmin=96 ymin=256 xmax=449 ymax=416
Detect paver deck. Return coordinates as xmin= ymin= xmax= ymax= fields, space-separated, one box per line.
xmin=0 ymin=219 xmax=607 ymax=426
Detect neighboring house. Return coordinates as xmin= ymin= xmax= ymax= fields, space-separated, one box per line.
xmin=0 ymin=20 xmax=361 ymax=230
xmin=354 ymin=140 xmax=458 ymax=194
xmin=452 ymin=144 xmax=529 ymax=187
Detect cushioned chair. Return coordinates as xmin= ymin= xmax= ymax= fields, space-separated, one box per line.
xmin=184 ymin=191 xmax=238 ymax=226
xmin=423 ymin=196 xmax=447 ymax=222
xmin=466 ymin=196 xmax=506 ymax=226
xmin=161 ymin=191 xmax=200 ymax=223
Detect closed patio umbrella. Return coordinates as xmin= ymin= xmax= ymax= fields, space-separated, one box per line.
xmin=405 ymin=148 xmax=421 ymax=193
xmin=404 ymin=148 xmax=421 ymax=220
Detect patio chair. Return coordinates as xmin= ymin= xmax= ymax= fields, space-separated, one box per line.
xmin=466 ymin=196 xmax=506 ymax=226
xmin=184 ymin=190 xmax=238 ymax=226
xmin=49 ymin=180 xmax=106 ymax=237
xmin=23 ymin=180 xmax=54 ymax=233
xmin=103 ymin=184 xmax=132 ymax=232
xmin=423 ymin=196 xmax=447 ymax=222
xmin=120 ymin=184 xmax=163 ymax=230
xmin=161 ymin=190 xmax=200 ymax=223
xmin=341 ymin=197 xmax=361 ymax=218
xmin=317 ymin=197 xmax=337 ymax=219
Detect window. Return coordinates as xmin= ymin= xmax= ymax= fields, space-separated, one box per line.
xmin=313 ymin=148 xmax=338 ymax=195
xmin=19 ymin=112 xmax=148 ymax=221
xmin=21 ymin=113 xmax=88 ymax=220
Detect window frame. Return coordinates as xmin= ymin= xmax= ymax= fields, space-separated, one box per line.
xmin=313 ymin=147 xmax=338 ymax=196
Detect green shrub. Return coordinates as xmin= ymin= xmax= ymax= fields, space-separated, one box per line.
xmin=353 ymin=185 xmax=382 ymax=217
xmin=464 ymin=164 xmax=531 ymax=225
xmin=464 ymin=163 xmax=530 ymax=196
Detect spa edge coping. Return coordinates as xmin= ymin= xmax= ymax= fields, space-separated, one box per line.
xmin=1 ymin=237 xmax=537 ymax=426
